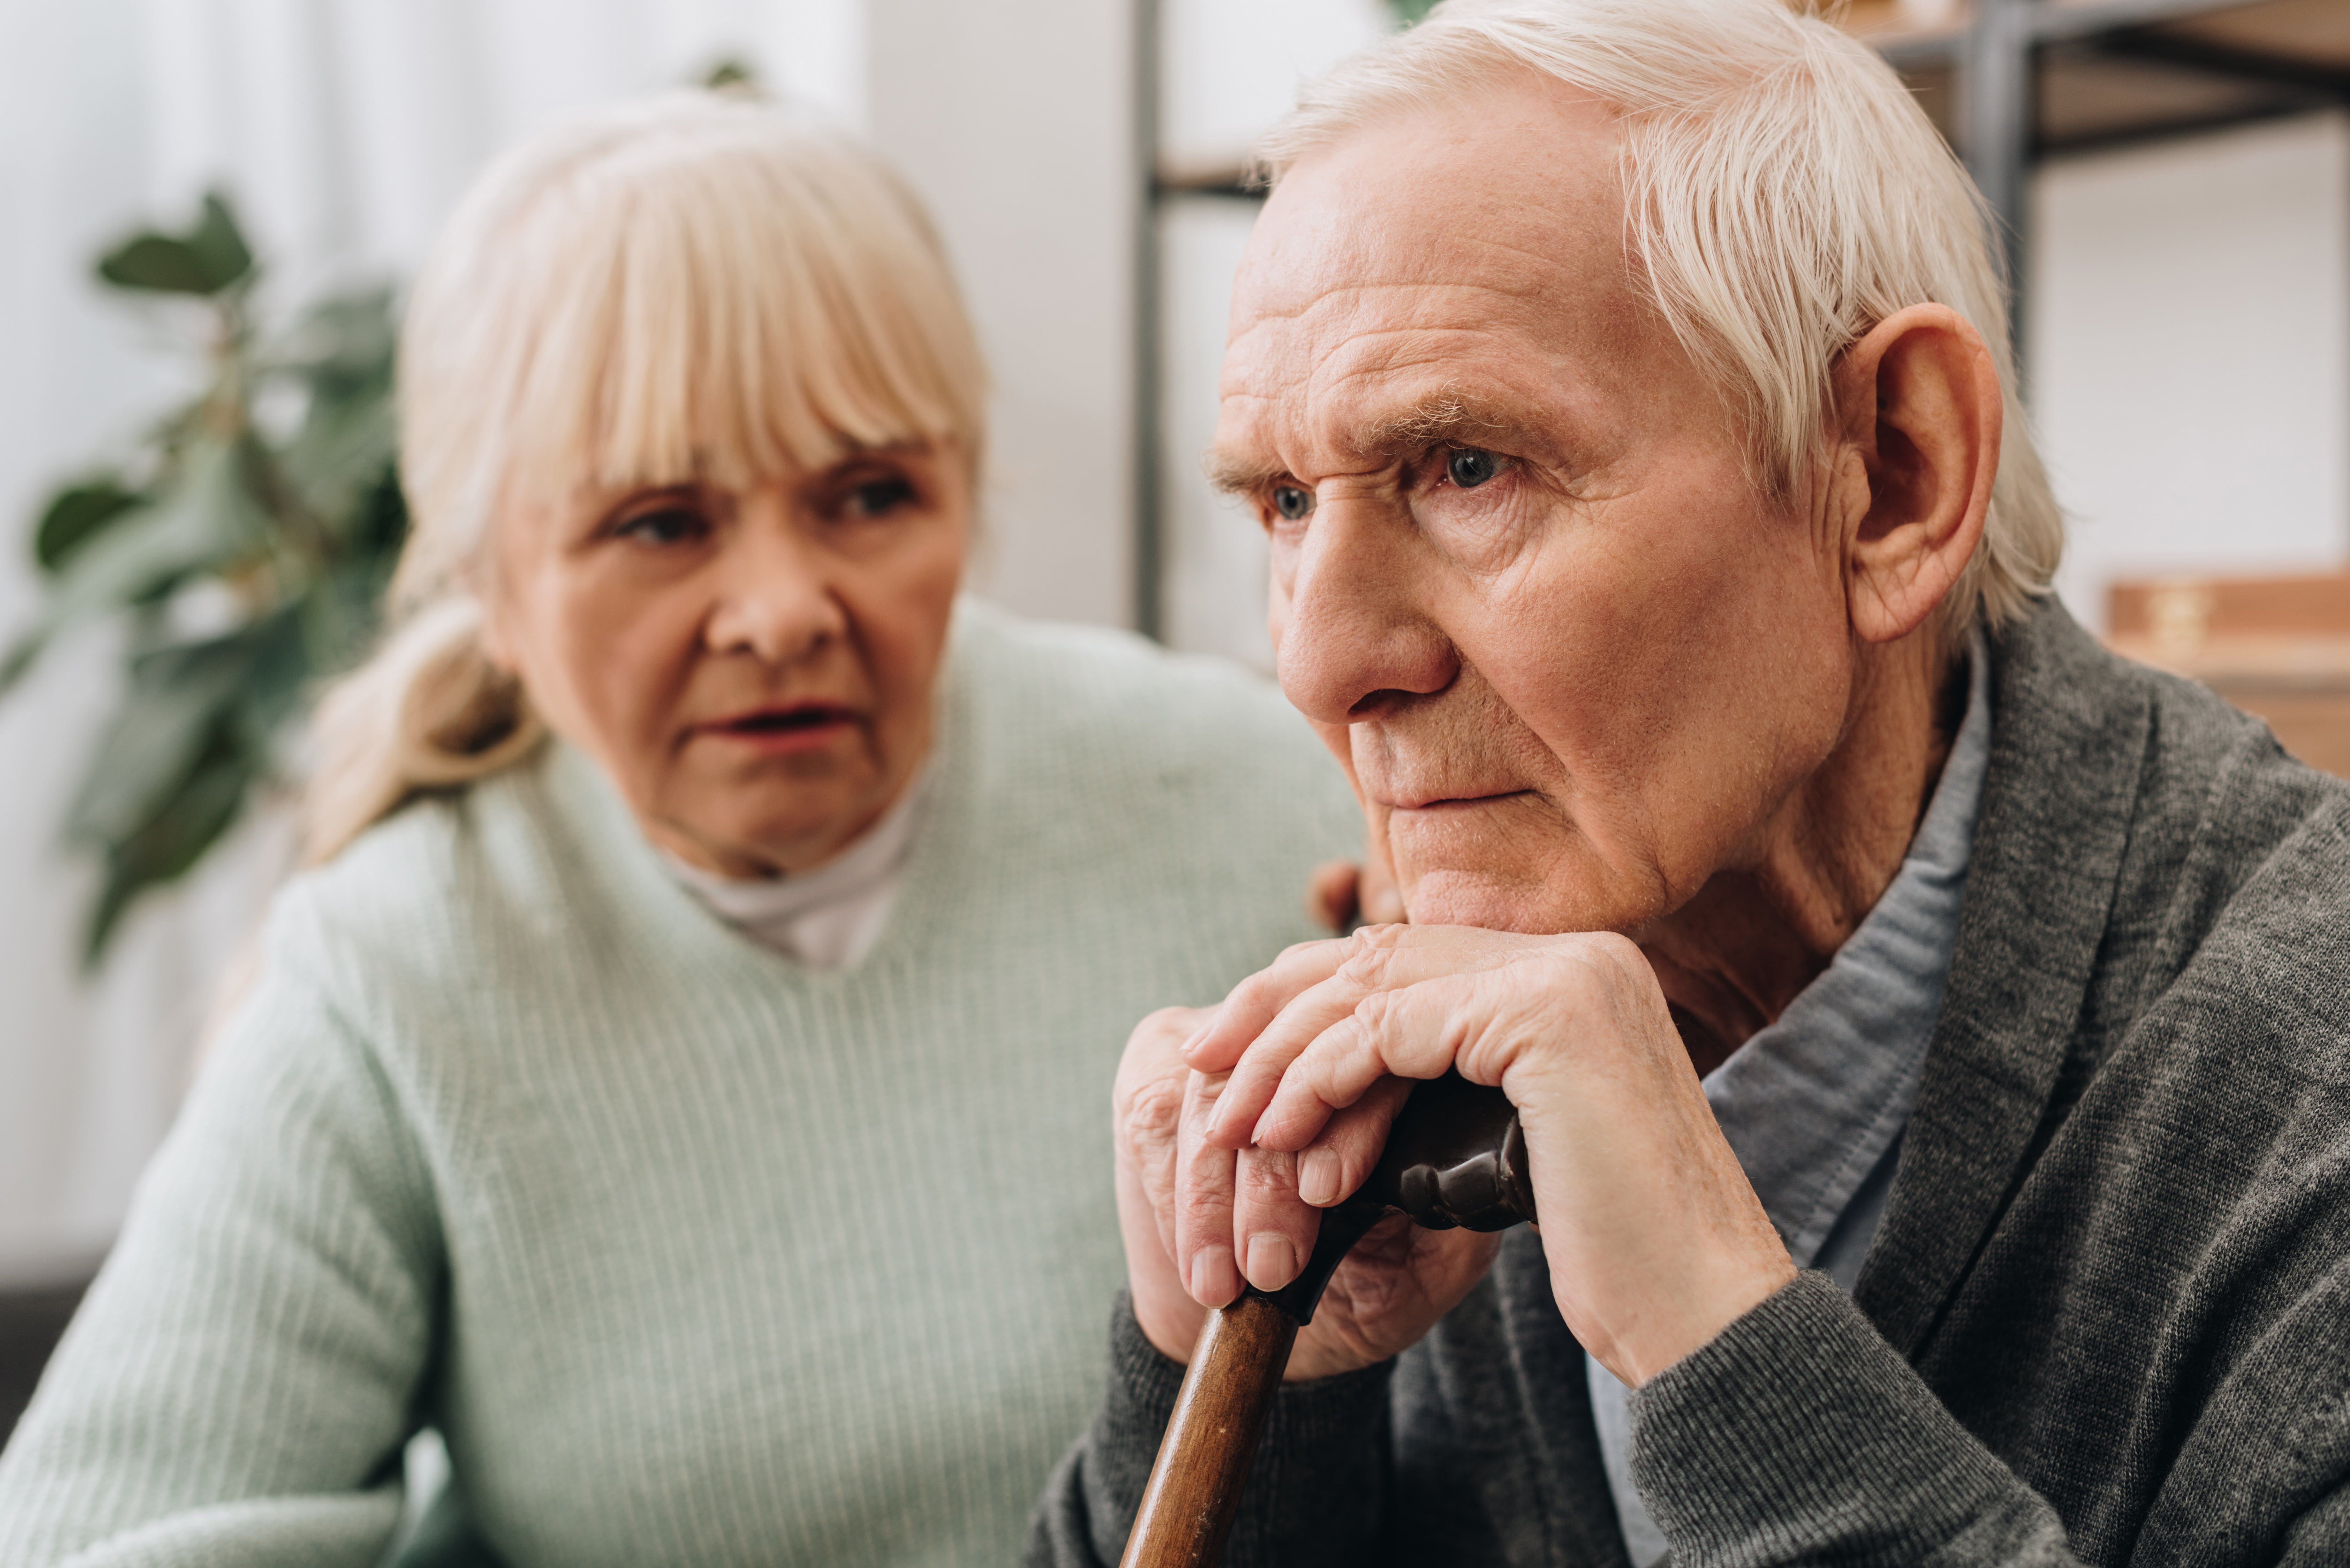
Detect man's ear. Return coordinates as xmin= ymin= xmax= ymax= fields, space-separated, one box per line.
xmin=1828 ymin=303 xmax=2003 ymax=644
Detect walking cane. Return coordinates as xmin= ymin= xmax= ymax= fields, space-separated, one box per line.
xmin=1118 ymin=1072 xmax=1536 ymax=1568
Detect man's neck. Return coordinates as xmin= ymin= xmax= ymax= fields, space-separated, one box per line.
xmin=1637 ymin=630 xmax=1966 ymax=1077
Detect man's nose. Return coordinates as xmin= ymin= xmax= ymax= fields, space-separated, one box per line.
xmin=703 ymin=504 xmax=848 ymax=666
xmin=1276 ymin=497 xmax=1457 ymax=724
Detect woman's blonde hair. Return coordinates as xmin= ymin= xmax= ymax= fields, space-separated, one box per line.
xmin=302 ymin=92 xmax=988 ymax=864
xmin=1258 ymin=0 xmax=2064 ymax=635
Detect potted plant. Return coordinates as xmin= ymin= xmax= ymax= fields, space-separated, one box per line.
xmin=2 ymin=194 xmax=406 ymax=962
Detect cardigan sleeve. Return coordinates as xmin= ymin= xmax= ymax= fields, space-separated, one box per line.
xmin=1630 ymin=1273 xmax=2083 ymax=1565
xmin=0 ymin=903 xmax=445 ymax=1567
xmin=1028 ymin=1293 xmax=1396 ymax=1568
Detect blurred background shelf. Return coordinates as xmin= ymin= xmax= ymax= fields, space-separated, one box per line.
xmin=2108 ymin=568 xmax=2350 ymax=775
xmin=1861 ymin=0 xmax=2350 ymax=156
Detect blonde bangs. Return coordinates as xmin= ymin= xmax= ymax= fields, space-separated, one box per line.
xmin=398 ymin=94 xmax=987 ymax=604
xmin=513 ymin=138 xmax=982 ymax=502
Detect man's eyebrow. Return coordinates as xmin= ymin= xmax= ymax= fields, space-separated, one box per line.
xmin=1203 ymin=449 xmax=1280 ymax=497
xmin=1203 ymin=393 xmax=1530 ymax=497
xmin=1357 ymin=393 xmax=1518 ymax=455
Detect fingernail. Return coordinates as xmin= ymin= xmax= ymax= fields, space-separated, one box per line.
xmin=1245 ymin=1233 xmax=1299 ymax=1290
xmin=1297 ymin=1148 xmax=1342 ymax=1206
xmin=1180 ymin=1020 xmax=1213 ymax=1060
xmin=1206 ymin=1100 xmax=1241 ymax=1144
xmin=1189 ymin=1245 xmax=1240 ymax=1306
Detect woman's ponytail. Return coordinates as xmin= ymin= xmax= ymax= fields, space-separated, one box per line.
xmin=299 ymin=596 xmax=543 ymax=865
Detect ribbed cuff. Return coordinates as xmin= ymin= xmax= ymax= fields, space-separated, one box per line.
xmin=1629 ymin=1272 xmax=2065 ymax=1566
xmin=1087 ymin=1292 xmax=1396 ymax=1568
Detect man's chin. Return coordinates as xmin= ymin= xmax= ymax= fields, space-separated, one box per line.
xmin=1398 ymin=868 xmax=1603 ymax=936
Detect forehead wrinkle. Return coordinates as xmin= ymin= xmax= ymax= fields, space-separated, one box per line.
xmin=1229 ymin=275 xmax=1553 ymax=343
xmin=1213 ymin=320 xmax=1571 ymax=493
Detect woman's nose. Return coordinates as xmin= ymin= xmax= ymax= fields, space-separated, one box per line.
xmin=1274 ymin=498 xmax=1458 ymax=724
xmin=702 ymin=510 xmax=848 ymax=666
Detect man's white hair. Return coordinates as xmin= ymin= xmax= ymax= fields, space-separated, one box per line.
xmin=1259 ymin=0 xmax=2063 ymax=634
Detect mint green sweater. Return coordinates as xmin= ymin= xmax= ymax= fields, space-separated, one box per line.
xmin=0 ymin=607 xmax=1361 ymax=1567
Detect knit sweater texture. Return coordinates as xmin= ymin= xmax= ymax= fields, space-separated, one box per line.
xmin=1032 ymin=599 xmax=2350 ymax=1567
xmin=0 ymin=604 xmax=1363 ymax=1568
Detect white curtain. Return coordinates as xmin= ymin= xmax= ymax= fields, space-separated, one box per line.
xmin=0 ymin=0 xmax=861 ymax=1285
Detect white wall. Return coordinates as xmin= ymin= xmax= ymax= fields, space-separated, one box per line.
xmin=2031 ymin=111 xmax=2350 ymax=629
xmin=1162 ymin=0 xmax=1388 ymax=175
xmin=0 ymin=0 xmax=1137 ymax=1284
xmin=866 ymin=0 xmax=1138 ymax=628
xmin=1160 ymin=197 xmax=1272 ymax=668
xmin=1155 ymin=0 xmax=1390 ymax=671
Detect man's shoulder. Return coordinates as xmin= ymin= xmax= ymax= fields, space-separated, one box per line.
xmin=2055 ymin=621 xmax=2350 ymax=1060
xmin=2117 ymin=642 xmax=2350 ymax=971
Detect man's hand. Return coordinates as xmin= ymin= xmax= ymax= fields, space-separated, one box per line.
xmin=1184 ymin=925 xmax=1796 ymax=1387
xmin=1114 ymin=1001 xmax=1497 ymax=1380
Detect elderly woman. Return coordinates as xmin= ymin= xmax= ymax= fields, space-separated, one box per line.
xmin=0 ymin=95 xmax=1359 ymax=1565
xmin=1041 ymin=2 xmax=2350 ymax=1565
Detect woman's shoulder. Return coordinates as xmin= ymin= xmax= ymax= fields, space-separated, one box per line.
xmin=268 ymin=743 xmax=651 ymax=1006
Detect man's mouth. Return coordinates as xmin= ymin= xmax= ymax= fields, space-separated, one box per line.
xmin=1385 ymin=788 xmax=1534 ymax=812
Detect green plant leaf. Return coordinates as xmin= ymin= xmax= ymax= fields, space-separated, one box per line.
xmin=702 ymin=57 xmax=760 ymax=92
xmin=66 ymin=624 xmax=274 ymax=848
xmin=277 ymin=288 xmax=397 ymax=393
xmin=34 ymin=481 xmax=145 ymax=573
xmin=286 ymin=391 xmax=397 ymax=533
xmin=96 ymin=191 xmax=255 ymax=296
xmin=272 ymin=289 xmax=400 ymax=530
xmin=82 ymin=734 xmax=255 ymax=966
xmin=24 ymin=439 xmax=272 ymax=644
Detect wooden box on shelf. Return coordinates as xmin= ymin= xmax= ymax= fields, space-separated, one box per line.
xmin=2106 ymin=569 xmax=2350 ymax=779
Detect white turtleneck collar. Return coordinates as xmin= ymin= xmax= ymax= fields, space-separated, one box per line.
xmin=658 ymin=768 xmax=929 ymax=970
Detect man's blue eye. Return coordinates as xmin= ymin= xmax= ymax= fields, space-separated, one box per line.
xmin=1448 ymin=448 xmax=1500 ymax=489
xmin=1272 ymin=485 xmax=1314 ymax=521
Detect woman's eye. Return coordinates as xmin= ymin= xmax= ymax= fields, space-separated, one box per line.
xmin=1446 ymin=448 xmax=1502 ymax=490
xmin=615 ymin=505 xmax=706 ymax=545
xmin=1270 ymin=485 xmax=1315 ymax=522
xmin=844 ymin=476 xmax=917 ymax=517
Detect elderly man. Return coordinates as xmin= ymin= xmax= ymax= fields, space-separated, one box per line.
xmin=1032 ymin=1 xmax=2350 ymax=1564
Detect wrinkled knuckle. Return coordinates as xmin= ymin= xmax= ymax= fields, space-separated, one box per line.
xmin=1335 ymin=935 xmax=1396 ymax=987
xmin=1177 ymin=1174 xmax=1230 ymax=1225
xmin=1237 ymin=1148 xmax=1298 ymax=1200
xmin=1117 ymin=1072 xmax=1186 ymax=1148
xmin=1350 ymin=987 xmax=1396 ymax=1035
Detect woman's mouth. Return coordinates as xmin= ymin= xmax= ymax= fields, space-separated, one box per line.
xmin=701 ymin=703 xmax=861 ymax=754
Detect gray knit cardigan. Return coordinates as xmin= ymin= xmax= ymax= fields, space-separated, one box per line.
xmin=1031 ymin=599 xmax=2350 ymax=1566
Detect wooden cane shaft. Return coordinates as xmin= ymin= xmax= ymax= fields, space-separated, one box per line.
xmin=1118 ymin=1294 xmax=1299 ymax=1568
